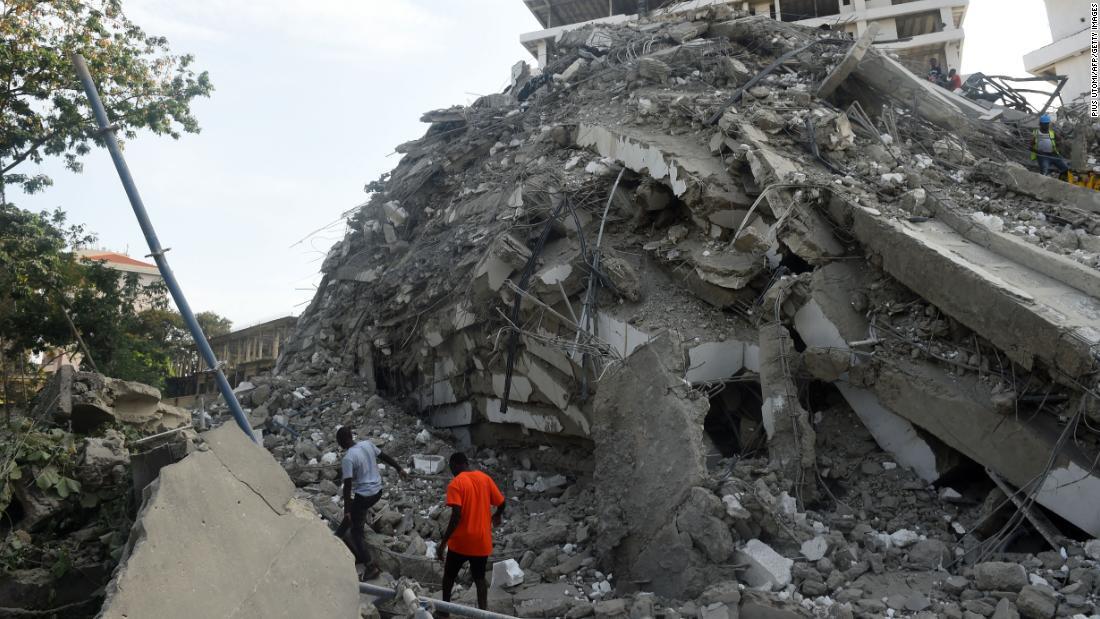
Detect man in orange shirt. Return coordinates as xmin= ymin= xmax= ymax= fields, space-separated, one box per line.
xmin=435 ymin=452 xmax=506 ymax=610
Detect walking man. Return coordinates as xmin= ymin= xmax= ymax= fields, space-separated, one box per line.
xmin=436 ymin=452 xmax=506 ymax=610
xmin=336 ymin=426 xmax=407 ymax=581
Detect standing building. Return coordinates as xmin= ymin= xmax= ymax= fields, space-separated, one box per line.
xmin=1024 ymin=0 xmax=1093 ymax=105
xmin=187 ymin=316 xmax=298 ymax=395
xmin=39 ymin=250 xmax=167 ymax=374
xmin=75 ymin=249 xmax=165 ymax=311
xmin=520 ymin=0 xmax=968 ymax=75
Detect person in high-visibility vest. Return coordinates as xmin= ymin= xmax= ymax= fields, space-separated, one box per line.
xmin=1030 ymin=114 xmax=1070 ymax=176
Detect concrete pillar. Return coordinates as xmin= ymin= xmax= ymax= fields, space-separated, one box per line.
xmin=940 ymin=6 xmax=954 ymax=30
xmin=853 ymin=0 xmax=867 ymax=12
xmin=272 ymin=334 xmax=280 ymax=359
xmin=945 ymin=42 xmax=961 ymax=73
xmin=536 ymin=40 xmax=548 ymax=69
xmin=758 ymin=322 xmax=818 ymax=504
xmin=774 ymin=0 xmax=781 ymax=21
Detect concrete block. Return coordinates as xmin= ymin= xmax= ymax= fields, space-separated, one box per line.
xmin=685 ymin=341 xmax=746 ymax=383
xmin=490 ymin=559 xmax=525 ymax=588
xmin=382 ymin=201 xmax=407 ymax=226
xmin=483 ymin=398 xmax=565 ymax=435
xmin=736 ymin=539 xmax=793 ymax=591
xmin=492 ymin=373 xmax=533 ymax=403
xmin=413 ymin=455 xmax=446 ymax=475
xmin=100 ymin=424 xmax=359 ymax=618
xmin=428 ymin=402 xmax=474 ymax=428
xmin=800 ymin=536 xmax=828 ymax=561
xmin=522 ymin=355 xmax=572 ymax=410
xmin=975 ymin=562 xmax=1027 ymax=591
xmin=595 ymin=313 xmax=652 ymax=359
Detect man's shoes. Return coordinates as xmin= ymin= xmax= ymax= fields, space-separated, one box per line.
xmin=360 ymin=565 xmax=382 ymax=582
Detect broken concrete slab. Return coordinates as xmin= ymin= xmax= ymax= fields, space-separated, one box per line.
xmin=816 ymin=23 xmax=880 ymax=99
xmin=576 ymin=124 xmax=738 ymax=200
xmin=925 ymin=192 xmax=1100 ymax=300
xmin=792 ymin=262 xmax=942 ymax=483
xmin=592 ymin=336 xmax=734 ymax=598
xmin=974 ymin=159 xmax=1100 ymax=214
xmin=839 ymin=194 xmax=1100 ymax=378
xmin=872 ymin=358 xmax=1100 ymax=537
xmin=100 ymin=424 xmax=359 ymax=618
xmin=32 ymin=370 xmax=189 ymax=434
xmin=853 ymin=48 xmax=990 ymax=133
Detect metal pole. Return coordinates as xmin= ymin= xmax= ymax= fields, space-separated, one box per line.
xmin=358 ymin=583 xmax=520 ymax=619
xmin=70 ymin=53 xmax=255 ymax=442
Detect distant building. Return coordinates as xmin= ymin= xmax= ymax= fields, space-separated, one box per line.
xmin=180 ymin=316 xmax=298 ymax=396
xmin=39 ymin=250 xmax=166 ymax=373
xmin=75 ymin=249 xmax=165 ymax=311
xmin=520 ymin=0 xmax=968 ymax=75
xmin=1023 ymin=0 xmax=1092 ymax=105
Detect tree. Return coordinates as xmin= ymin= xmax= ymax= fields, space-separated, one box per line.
xmin=0 ymin=0 xmax=213 ymax=198
xmin=196 ymin=311 xmax=232 ymax=338
xmin=0 ymin=204 xmax=167 ymax=411
xmin=165 ymin=310 xmax=232 ymax=380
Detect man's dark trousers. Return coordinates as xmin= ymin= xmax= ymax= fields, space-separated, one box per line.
xmin=335 ymin=491 xmax=382 ymax=567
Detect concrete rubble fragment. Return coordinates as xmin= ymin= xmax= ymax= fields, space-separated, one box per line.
xmin=99 ymin=424 xmax=360 ymax=618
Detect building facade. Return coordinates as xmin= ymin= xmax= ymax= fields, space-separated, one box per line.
xmin=1024 ymin=0 xmax=1093 ymax=105
xmin=187 ymin=316 xmax=298 ymax=395
xmin=520 ymin=0 xmax=968 ymax=75
xmin=75 ymin=250 xmax=165 ymax=311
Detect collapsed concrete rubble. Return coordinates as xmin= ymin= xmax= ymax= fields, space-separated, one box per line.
xmin=98 ymin=424 xmax=360 ymax=618
xmin=31 ymin=365 xmax=190 ymax=434
xmin=239 ymin=4 xmax=1100 ymax=618
xmin=0 ymin=371 xmax=193 ymax=617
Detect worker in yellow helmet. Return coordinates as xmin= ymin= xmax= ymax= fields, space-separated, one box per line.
xmin=1030 ymin=114 xmax=1069 ymax=177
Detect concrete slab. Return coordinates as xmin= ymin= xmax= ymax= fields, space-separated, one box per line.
xmin=793 ymin=292 xmax=941 ymax=483
xmin=685 ymin=341 xmax=747 ymax=383
xmin=975 ymin=160 xmax=1100 ymax=214
xmin=576 ymin=124 xmax=738 ymax=199
xmin=844 ymin=200 xmax=1100 ymax=378
xmin=873 ymin=359 xmax=1100 ymax=537
xmin=816 ymin=23 xmax=879 ymax=98
xmin=595 ymin=312 xmax=652 ymax=359
xmin=483 ymin=398 xmax=565 ymax=436
xmin=101 ymin=424 xmax=359 ymax=618
xmin=492 ymin=373 xmax=533 ymax=403
xmin=429 ymin=402 xmax=475 ymax=428
xmin=853 ymin=49 xmax=990 ymax=132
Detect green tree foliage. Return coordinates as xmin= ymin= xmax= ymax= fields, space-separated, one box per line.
xmin=0 ymin=204 xmax=176 ymax=390
xmin=0 ymin=0 xmax=213 ymax=196
xmin=196 ymin=311 xmax=232 ymax=338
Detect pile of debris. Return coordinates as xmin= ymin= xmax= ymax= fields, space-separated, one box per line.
xmin=0 ymin=369 xmax=194 ymax=617
xmin=252 ymin=5 xmax=1100 ymax=618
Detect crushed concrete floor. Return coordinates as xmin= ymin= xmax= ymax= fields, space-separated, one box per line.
xmin=245 ymin=5 xmax=1100 ymax=618
xmin=37 ymin=4 xmax=1100 ymax=619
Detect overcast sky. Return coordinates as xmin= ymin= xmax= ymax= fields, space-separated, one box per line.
xmin=13 ymin=0 xmax=1054 ymax=329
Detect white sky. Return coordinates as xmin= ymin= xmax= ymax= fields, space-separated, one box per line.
xmin=12 ymin=0 xmax=1056 ymax=328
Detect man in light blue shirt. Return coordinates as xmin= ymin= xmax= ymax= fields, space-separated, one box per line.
xmin=335 ymin=426 xmax=406 ymax=580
